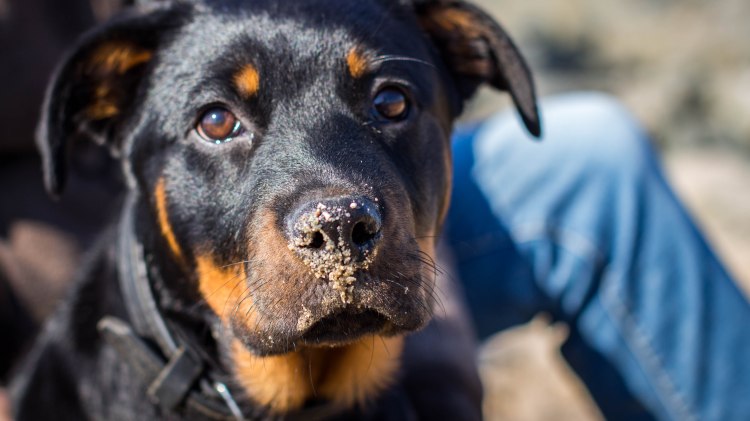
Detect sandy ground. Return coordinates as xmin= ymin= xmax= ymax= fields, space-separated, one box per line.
xmin=479 ymin=147 xmax=750 ymax=420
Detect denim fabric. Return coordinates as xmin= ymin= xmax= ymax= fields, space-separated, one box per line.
xmin=446 ymin=92 xmax=750 ymax=421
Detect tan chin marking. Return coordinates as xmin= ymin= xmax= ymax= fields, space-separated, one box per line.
xmin=231 ymin=335 xmax=404 ymax=413
xmin=231 ymin=340 xmax=315 ymax=413
xmin=317 ymin=335 xmax=404 ymax=408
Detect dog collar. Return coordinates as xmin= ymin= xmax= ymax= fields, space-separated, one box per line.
xmin=99 ymin=192 xmax=341 ymax=421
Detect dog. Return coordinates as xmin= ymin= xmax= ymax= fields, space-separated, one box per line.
xmin=10 ymin=0 xmax=540 ymax=419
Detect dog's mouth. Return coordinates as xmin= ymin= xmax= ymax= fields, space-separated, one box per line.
xmin=300 ymin=309 xmax=389 ymax=346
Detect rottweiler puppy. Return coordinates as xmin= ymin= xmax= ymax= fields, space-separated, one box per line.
xmin=11 ymin=0 xmax=540 ymax=419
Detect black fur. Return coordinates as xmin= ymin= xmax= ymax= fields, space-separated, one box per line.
xmin=12 ymin=0 xmax=539 ymax=419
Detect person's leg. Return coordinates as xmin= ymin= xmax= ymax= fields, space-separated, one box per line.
xmin=446 ymin=92 xmax=750 ymax=420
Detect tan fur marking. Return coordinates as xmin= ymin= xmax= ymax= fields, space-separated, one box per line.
xmin=232 ymin=335 xmax=403 ymax=413
xmin=234 ymin=64 xmax=260 ymax=98
xmin=195 ymin=254 xmax=254 ymax=323
xmin=154 ymin=178 xmax=183 ymax=259
xmin=84 ymin=41 xmax=152 ymax=120
xmin=424 ymin=6 xmax=480 ymax=37
xmin=232 ymin=341 xmax=316 ymax=413
xmin=86 ymin=98 xmax=119 ymax=120
xmin=88 ymin=41 xmax=153 ymax=75
xmin=347 ymin=47 xmax=370 ymax=79
xmin=419 ymin=6 xmax=494 ymax=79
xmin=318 ymin=335 xmax=404 ymax=408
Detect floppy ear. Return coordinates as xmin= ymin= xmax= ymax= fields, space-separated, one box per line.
xmin=415 ymin=0 xmax=541 ymax=137
xmin=36 ymin=4 xmax=185 ymax=197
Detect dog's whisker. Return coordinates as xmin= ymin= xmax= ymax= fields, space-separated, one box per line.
xmin=220 ymin=260 xmax=254 ymax=269
xmin=387 ymin=269 xmax=444 ymax=316
xmin=381 ymin=277 xmax=434 ymax=317
xmin=379 ymin=335 xmax=392 ymax=357
xmin=252 ymin=292 xmax=288 ymax=333
xmin=231 ymin=286 xmax=254 ymax=316
xmin=367 ymin=334 xmax=376 ymax=375
xmin=186 ymin=270 xmax=245 ymax=313
xmin=238 ymin=278 xmax=275 ymax=320
xmin=221 ymin=272 xmax=252 ymax=318
xmin=308 ymin=352 xmax=317 ymax=397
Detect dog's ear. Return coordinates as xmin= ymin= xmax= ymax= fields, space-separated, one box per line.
xmin=37 ymin=5 xmax=185 ymax=197
xmin=415 ymin=0 xmax=541 ymax=137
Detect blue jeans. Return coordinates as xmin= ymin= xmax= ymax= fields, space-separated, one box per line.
xmin=446 ymin=93 xmax=750 ymax=421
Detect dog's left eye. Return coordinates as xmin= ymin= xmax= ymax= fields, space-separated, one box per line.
xmin=196 ymin=107 xmax=245 ymax=144
xmin=372 ymin=87 xmax=409 ymax=122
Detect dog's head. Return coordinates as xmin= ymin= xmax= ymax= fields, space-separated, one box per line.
xmin=38 ymin=0 xmax=539 ymax=412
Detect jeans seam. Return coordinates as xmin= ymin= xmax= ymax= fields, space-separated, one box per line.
xmin=601 ymin=280 xmax=698 ymax=421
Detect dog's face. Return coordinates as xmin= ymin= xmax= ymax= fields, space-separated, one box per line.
xmin=38 ymin=0 xmax=538 ymax=412
xmin=140 ymin=0 xmax=461 ymax=354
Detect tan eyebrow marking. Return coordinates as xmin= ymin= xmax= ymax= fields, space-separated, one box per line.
xmin=346 ymin=46 xmax=371 ymax=79
xmin=234 ymin=64 xmax=260 ymax=98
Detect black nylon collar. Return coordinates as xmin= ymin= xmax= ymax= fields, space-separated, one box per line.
xmin=109 ymin=192 xmax=249 ymax=420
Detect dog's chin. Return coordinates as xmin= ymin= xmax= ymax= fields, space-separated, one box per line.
xmin=298 ymin=308 xmax=392 ymax=347
xmin=231 ymin=295 xmax=431 ymax=356
xmin=235 ymin=317 xmax=425 ymax=356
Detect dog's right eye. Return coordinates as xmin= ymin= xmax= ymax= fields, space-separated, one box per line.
xmin=196 ymin=107 xmax=245 ymax=144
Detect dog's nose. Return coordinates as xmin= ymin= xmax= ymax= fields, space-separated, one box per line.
xmin=288 ymin=196 xmax=382 ymax=264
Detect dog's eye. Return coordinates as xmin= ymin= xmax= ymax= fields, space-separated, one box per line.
xmin=372 ymin=87 xmax=409 ymax=121
xmin=196 ymin=107 xmax=244 ymax=144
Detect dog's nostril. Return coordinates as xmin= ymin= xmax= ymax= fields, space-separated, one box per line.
xmin=309 ymin=231 xmax=325 ymax=249
xmin=352 ymin=221 xmax=378 ymax=247
xmin=288 ymin=196 xmax=382 ymax=265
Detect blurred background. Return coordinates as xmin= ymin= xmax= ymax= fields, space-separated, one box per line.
xmin=469 ymin=0 xmax=750 ymax=289
xmin=1 ymin=0 xmax=748 ymax=420
xmin=469 ymin=0 xmax=750 ymax=419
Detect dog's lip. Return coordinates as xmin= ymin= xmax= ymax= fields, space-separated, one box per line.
xmin=298 ymin=309 xmax=389 ymax=346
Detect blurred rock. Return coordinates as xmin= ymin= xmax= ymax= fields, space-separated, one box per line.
xmin=478 ymin=315 xmax=604 ymax=421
